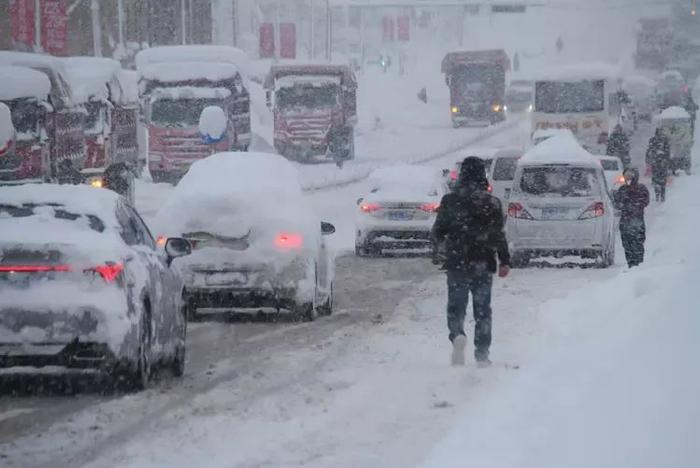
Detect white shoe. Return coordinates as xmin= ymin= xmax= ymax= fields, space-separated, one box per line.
xmin=451 ymin=335 xmax=467 ymax=366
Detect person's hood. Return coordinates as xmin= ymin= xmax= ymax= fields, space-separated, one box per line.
xmin=623 ymin=167 xmax=640 ymax=185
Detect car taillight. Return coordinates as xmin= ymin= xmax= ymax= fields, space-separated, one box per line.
xmin=420 ymin=202 xmax=440 ymax=213
xmin=579 ymin=202 xmax=605 ymax=220
xmin=616 ymin=175 xmax=626 ymax=185
xmin=275 ymin=232 xmax=303 ymax=250
xmin=360 ymin=203 xmax=381 ymax=213
xmin=156 ymin=235 xmax=167 ymax=247
xmin=88 ymin=263 xmax=124 ymax=282
xmin=508 ymin=202 xmax=534 ymax=220
xmin=449 ymin=170 xmax=458 ymax=181
xmin=487 ymin=184 xmax=493 ymax=193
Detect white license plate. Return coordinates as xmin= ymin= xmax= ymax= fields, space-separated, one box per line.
xmin=205 ymin=272 xmax=248 ymax=286
xmin=388 ymin=211 xmax=413 ymax=221
xmin=542 ymin=207 xmax=569 ymax=220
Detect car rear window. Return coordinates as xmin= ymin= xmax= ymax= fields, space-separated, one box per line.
xmin=0 ymin=204 xmax=105 ymax=232
xmin=600 ymin=159 xmax=620 ymax=171
xmin=520 ymin=167 xmax=600 ymax=197
xmin=492 ymin=157 xmax=519 ymax=181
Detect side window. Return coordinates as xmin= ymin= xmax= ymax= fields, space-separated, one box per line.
xmin=126 ymin=205 xmax=156 ymax=250
xmin=116 ymin=203 xmax=155 ymax=249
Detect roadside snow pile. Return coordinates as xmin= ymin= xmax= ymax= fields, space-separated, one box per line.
xmin=423 ymin=175 xmax=700 ymax=468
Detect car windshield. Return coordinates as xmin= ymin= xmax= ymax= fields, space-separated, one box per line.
xmin=453 ymin=65 xmax=503 ymax=101
xmin=151 ymin=98 xmax=222 ymax=127
xmin=492 ymin=157 xmax=519 ymax=181
xmin=0 ymin=204 xmax=105 ymax=232
xmin=277 ymin=84 xmax=338 ymax=110
xmin=5 ymin=98 xmax=40 ymax=137
xmin=535 ymin=79 xmax=605 ymax=113
xmin=84 ymin=102 xmax=103 ymax=135
xmin=520 ymin=166 xmax=600 ymax=197
xmin=600 ymin=159 xmax=620 ymax=171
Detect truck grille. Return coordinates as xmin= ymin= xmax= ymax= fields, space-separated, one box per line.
xmin=286 ymin=117 xmax=330 ymax=141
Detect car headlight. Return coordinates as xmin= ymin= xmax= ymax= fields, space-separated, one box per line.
xmin=88 ymin=177 xmax=104 ymax=188
xmin=451 ymin=106 xmax=459 ymax=114
xmin=492 ymin=104 xmax=502 ymax=113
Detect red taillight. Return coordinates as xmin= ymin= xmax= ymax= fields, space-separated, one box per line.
xmin=616 ymin=175 xmax=626 ymax=185
xmin=487 ymin=184 xmax=493 ymax=193
xmin=0 ymin=140 xmax=13 ymax=156
xmin=420 ymin=202 xmax=440 ymax=213
xmin=0 ymin=265 xmax=70 ymax=273
xmin=156 ymin=235 xmax=167 ymax=247
xmin=275 ymin=232 xmax=303 ymax=250
xmin=360 ymin=203 xmax=381 ymax=213
xmin=508 ymin=202 xmax=534 ymax=220
xmin=89 ymin=263 xmax=124 ymax=282
xmin=449 ymin=170 xmax=458 ymax=181
xmin=579 ymin=202 xmax=605 ymax=220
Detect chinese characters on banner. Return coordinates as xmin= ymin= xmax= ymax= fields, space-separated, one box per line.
xmin=397 ymin=15 xmax=410 ymax=42
xmin=259 ymin=23 xmax=275 ymax=58
xmin=279 ymin=23 xmax=296 ymax=59
xmin=41 ymin=0 xmax=68 ymax=55
xmin=9 ymin=0 xmax=35 ymax=50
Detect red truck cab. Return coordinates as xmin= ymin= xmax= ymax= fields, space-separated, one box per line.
xmin=264 ymin=64 xmax=357 ymax=163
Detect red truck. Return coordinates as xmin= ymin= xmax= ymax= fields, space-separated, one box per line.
xmin=442 ymin=50 xmax=510 ymax=127
xmin=136 ymin=46 xmax=251 ymax=184
xmin=264 ymin=64 xmax=357 ymax=163
xmin=0 ymin=53 xmax=85 ymax=185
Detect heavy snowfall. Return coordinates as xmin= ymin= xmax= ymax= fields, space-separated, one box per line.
xmin=0 ymin=1 xmax=699 ymax=467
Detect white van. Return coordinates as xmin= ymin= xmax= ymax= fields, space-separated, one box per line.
xmin=506 ymin=135 xmax=616 ymax=267
xmin=488 ymin=147 xmax=524 ymax=201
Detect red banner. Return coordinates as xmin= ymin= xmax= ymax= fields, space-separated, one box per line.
xmin=41 ymin=0 xmax=68 ymax=55
xmin=279 ymin=23 xmax=296 ymax=59
xmin=397 ymin=15 xmax=410 ymax=41
xmin=10 ymin=0 xmax=35 ymax=50
xmin=259 ymin=23 xmax=275 ymax=58
xmin=382 ymin=15 xmax=395 ymax=42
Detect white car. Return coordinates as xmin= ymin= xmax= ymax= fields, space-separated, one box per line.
xmin=531 ymin=128 xmax=575 ymax=146
xmin=488 ymin=147 xmax=524 ymax=201
xmin=155 ymin=152 xmax=336 ymax=321
xmin=445 ymin=155 xmax=494 ymax=191
xmin=355 ymin=165 xmax=444 ymax=256
xmin=506 ymin=135 xmax=616 ymax=267
xmin=598 ymin=155 xmax=625 ymax=194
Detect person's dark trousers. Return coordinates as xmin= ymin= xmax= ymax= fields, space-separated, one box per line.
xmin=446 ymin=266 xmax=493 ymax=360
xmin=620 ymin=218 xmax=646 ymax=267
xmin=653 ymin=181 xmax=666 ymax=202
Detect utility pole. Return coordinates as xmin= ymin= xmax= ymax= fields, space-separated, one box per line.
xmin=117 ymin=0 xmax=125 ymax=50
xmin=181 ymin=0 xmax=187 ymax=44
xmin=310 ymin=0 xmax=315 ymax=60
xmin=34 ymin=0 xmax=41 ymax=52
xmin=325 ymin=0 xmax=331 ymax=62
xmin=91 ymin=0 xmax=102 ymax=56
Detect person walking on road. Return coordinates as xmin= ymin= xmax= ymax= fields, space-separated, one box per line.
xmin=607 ymin=124 xmax=631 ymax=167
xmin=614 ymin=168 xmax=650 ymax=268
xmin=432 ymin=157 xmax=510 ymax=367
xmin=646 ymin=127 xmax=671 ymax=202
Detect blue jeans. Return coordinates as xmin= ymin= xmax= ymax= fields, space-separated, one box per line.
xmin=446 ymin=267 xmax=493 ymax=360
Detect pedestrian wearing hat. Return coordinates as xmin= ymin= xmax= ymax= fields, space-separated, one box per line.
xmin=614 ymin=167 xmax=650 ymax=268
xmin=432 ymin=156 xmax=510 ymax=367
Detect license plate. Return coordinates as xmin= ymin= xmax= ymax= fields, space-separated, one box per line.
xmin=504 ymin=188 xmax=511 ymax=199
xmin=388 ymin=211 xmax=413 ymax=221
xmin=205 ymin=272 xmax=248 ymax=286
xmin=542 ymin=207 xmax=569 ymax=220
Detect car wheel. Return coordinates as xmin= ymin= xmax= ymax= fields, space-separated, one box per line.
xmin=128 ymin=314 xmax=152 ymax=391
xmin=184 ymin=297 xmax=200 ymax=322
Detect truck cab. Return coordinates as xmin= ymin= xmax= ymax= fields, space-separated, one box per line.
xmin=264 ymin=64 xmax=357 ymax=163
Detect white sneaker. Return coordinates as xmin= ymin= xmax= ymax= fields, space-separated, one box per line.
xmin=451 ymin=335 xmax=467 ymax=366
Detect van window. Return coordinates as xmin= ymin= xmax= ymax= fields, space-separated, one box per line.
xmin=520 ymin=166 xmax=600 ymax=197
xmin=600 ymin=159 xmax=620 ymax=171
xmin=492 ymin=157 xmax=519 ymax=181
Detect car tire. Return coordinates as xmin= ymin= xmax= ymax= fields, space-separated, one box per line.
xmin=127 ymin=314 xmax=152 ymax=391
xmin=184 ymin=297 xmax=200 ymax=322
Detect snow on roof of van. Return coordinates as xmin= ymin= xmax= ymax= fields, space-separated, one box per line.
xmin=135 ymin=45 xmax=249 ymax=75
xmin=532 ymin=128 xmax=575 ymax=140
xmin=139 ymin=62 xmax=240 ymax=83
xmin=535 ymin=63 xmax=621 ymax=82
xmin=0 ymin=65 xmax=51 ymax=100
xmin=659 ymin=106 xmax=690 ymax=120
xmin=0 ymin=51 xmax=68 ymax=75
xmin=520 ymin=134 xmax=599 ymax=168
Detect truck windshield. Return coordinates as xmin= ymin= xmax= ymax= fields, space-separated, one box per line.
xmin=520 ymin=166 xmax=600 ymax=197
xmin=151 ymin=98 xmax=222 ymax=127
xmin=452 ymin=65 xmax=502 ymax=101
xmin=535 ymin=80 xmax=605 ymax=113
xmin=276 ymin=85 xmax=338 ymax=110
xmin=5 ymin=98 xmax=39 ymax=138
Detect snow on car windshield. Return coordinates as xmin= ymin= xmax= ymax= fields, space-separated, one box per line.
xmin=520 ymin=166 xmax=600 ymax=197
xmin=151 ymin=98 xmax=223 ymax=127
xmin=276 ymin=84 xmax=338 ymax=110
xmin=535 ymin=80 xmax=605 ymax=113
xmin=0 ymin=204 xmax=105 ymax=232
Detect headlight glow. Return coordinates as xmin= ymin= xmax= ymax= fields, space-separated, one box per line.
xmin=451 ymin=106 xmax=459 ymax=114
xmin=89 ymin=178 xmax=104 ymax=188
xmin=492 ymin=104 xmax=502 ymax=113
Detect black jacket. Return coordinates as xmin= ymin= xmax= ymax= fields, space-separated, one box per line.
xmin=432 ymin=183 xmax=510 ymax=272
xmin=646 ymin=132 xmax=671 ymax=183
xmin=614 ymin=182 xmax=649 ymax=223
xmin=606 ymin=129 xmax=630 ymax=162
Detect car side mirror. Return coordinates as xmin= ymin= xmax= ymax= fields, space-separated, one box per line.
xmin=356 ymin=197 xmax=364 ymax=206
xmin=321 ymin=222 xmax=336 ymax=235
xmin=165 ymin=237 xmax=191 ymax=265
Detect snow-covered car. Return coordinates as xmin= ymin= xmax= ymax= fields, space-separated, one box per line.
xmin=488 ymin=147 xmax=524 ymax=201
xmin=598 ymin=155 xmax=625 ymax=193
xmin=154 ymin=152 xmax=335 ymax=321
xmin=531 ymin=128 xmax=575 ymax=146
xmin=506 ymin=135 xmax=616 ymax=267
xmin=505 ymin=79 xmax=533 ymax=113
xmin=444 ymin=155 xmax=494 ymax=191
xmin=0 ymin=184 xmax=191 ymax=389
xmin=355 ymin=165 xmax=444 ymax=256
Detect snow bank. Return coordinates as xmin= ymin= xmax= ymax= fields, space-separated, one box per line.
xmin=520 ymin=133 xmax=598 ymax=167
xmin=659 ymin=106 xmax=691 ymax=120
xmin=0 ymin=65 xmax=51 ymax=100
xmin=424 ymin=175 xmax=700 ymax=468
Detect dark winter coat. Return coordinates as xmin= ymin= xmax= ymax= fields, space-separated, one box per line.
xmin=606 ymin=128 xmax=631 ymax=163
xmin=614 ymin=181 xmax=649 ymax=223
xmin=431 ymin=182 xmax=510 ymax=273
xmin=646 ymin=131 xmax=671 ymax=183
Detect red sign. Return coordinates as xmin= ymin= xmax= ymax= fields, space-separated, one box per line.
xmin=279 ymin=23 xmax=296 ymax=59
xmin=382 ymin=15 xmax=395 ymax=42
xmin=259 ymin=23 xmax=275 ymax=58
xmin=41 ymin=0 xmax=68 ymax=55
xmin=10 ymin=0 xmax=36 ymax=50
xmin=397 ymin=15 xmax=410 ymax=41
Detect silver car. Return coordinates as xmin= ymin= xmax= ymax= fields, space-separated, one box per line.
xmin=506 ymin=139 xmax=616 ymax=267
xmin=0 ymin=184 xmax=191 ymax=390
